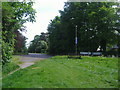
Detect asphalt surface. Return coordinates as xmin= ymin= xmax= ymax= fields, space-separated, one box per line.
xmin=20 ymin=53 xmax=52 ymax=58
xmin=18 ymin=53 xmax=52 ymax=69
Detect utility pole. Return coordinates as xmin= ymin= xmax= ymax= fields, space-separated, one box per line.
xmin=75 ymin=25 xmax=77 ymax=55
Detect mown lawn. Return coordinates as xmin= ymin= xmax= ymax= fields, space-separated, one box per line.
xmin=2 ymin=56 xmax=118 ymax=88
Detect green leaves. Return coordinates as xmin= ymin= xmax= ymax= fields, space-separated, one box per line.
xmin=48 ymin=2 xmax=120 ymax=55
xmin=2 ymin=2 xmax=36 ymax=65
xmin=2 ymin=41 xmax=13 ymax=65
xmin=28 ymin=33 xmax=48 ymax=53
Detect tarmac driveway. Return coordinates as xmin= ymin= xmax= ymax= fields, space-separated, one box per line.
xmin=18 ymin=53 xmax=52 ymax=69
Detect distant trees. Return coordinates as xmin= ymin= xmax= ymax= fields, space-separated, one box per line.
xmin=28 ymin=33 xmax=48 ymax=53
xmin=2 ymin=2 xmax=36 ymax=65
xmin=48 ymin=2 xmax=120 ymax=55
xmin=14 ymin=31 xmax=28 ymax=54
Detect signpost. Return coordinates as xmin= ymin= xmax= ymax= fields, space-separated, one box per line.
xmin=75 ymin=25 xmax=77 ymax=55
xmin=68 ymin=24 xmax=81 ymax=59
xmin=68 ymin=18 xmax=81 ymax=59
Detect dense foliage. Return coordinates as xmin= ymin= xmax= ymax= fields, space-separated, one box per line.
xmin=2 ymin=2 xmax=36 ymax=65
xmin=14 ymin=31 xmax=28 ymax=54
xmin=47 ymin=2 xmax=120 ymax=55
xmin=28 ymin=33 xmax=48 ymax=53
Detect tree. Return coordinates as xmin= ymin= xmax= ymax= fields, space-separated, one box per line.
xmin=48 ymin=16 xmax=67 ymax=54
xmin=14 ymin=31 xmax=28 ymax=53
xmin=2 ymin=2 xmax=36 ymax=65
xmin=47 ymin=2 xmax=120 ymax=55
xmin=28 ymin=33 xmax=48 ymax=53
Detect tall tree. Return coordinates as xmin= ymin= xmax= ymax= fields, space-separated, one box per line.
xmin=14 ymin=31 xmax=28 ymax=53
xmin=48 ymin=2 xmax=120 ymax=55
xmin=2 ymin=2 xmax=36 ymax=65
xmin=28 ymin=33 xmax=48 ymax=53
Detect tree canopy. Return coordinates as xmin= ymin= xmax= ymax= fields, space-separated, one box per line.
xmin=28 ymin=32 xmax=48 ymax=53
xmin=2 ymin=1 xmax=36 ymax=65
xmin=47 ymin=2 xmax=120 ymax=55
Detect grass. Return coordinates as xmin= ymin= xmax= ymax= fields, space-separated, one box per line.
xmin=13 ymin=52 xmax=28 ymax=55
xmin=2 ymin=55 xmax=21 ymax=77
xmin=2 ymin=56 xmax=118 ymax=88
xmin=11 ymin=55 xmax=23 ymax=65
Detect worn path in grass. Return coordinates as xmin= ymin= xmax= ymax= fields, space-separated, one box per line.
xmin=18 ymin=53 xmax=52 ymax=69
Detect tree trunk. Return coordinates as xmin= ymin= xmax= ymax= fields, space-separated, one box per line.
xmin=100 ymin=39 xmax=107 ymax=56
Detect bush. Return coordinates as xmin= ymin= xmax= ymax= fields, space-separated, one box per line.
xmin=2 ymin=41 xmax=14 ymax=65
xmin=105 ymin=50 xmax=118 ymax=57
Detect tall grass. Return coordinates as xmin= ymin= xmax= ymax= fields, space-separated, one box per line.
xmin=2 ymin=56 xmax=21 ymax=77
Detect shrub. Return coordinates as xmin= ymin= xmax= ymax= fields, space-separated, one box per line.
xmin=2 ymin=41 xmax=14 ymax=65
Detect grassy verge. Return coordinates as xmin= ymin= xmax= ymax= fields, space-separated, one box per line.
xmin=2 ymin=55 xmax=21 ymax=77
xmin=13 ymin=52 xmax=28 ymax=55
xmin=2 ymin=56 xmax=118 ymax=88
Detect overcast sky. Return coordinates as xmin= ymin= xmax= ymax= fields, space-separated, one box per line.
xmin=22 ymin=0 xmax=67 ymax=46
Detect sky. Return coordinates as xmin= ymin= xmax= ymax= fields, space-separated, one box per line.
xmin=22 ymin=0 xmax=67 ymax=46
xmin=22 ymin=0 xmax=120 ymax=47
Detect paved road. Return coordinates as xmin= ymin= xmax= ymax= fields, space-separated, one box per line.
xmin=20 ymin=53 xmax=52 ymax=58
xmin=18 ymin=53 xmax=52 ymax=69
xmin=3 ymin=53 xmax=53 ymax=78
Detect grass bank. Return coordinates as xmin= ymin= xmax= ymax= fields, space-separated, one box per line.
xmin=2 ymin=55 xmax=21 ymax=77
xmin=2 ymin=56 xmax=118 ymax=88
